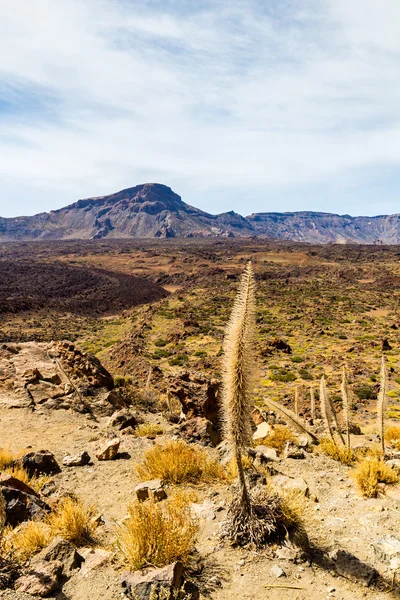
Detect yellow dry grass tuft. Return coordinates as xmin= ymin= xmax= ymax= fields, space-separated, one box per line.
xmin=47 ymin=497 xmax=98 ymax=546
xmin=136 ymin=440 xmax=226 ymax=484
xmin=3 ymin=466 xmax=50 ymax=494
xmin=6 ymin=521 xmax=52 ymax=560
xmin=225 ymin=454 xmax=254 ymax=481
xmin=134 ymin=423 xmax=165 ymax=438
xmin=317 ymin=438 xmax=356 ymax=465
xmin=257 ymin=425 xmax=294 ymax=454
xmin=117 ymin=492 xmax=199 ymax=569
xmin=0 ymin=448 xmax=15 ymax=471
xmin=385 ymin=425 xmax=400 ymax=449
xmin=352 ymin=457 xmax=399 ymax=498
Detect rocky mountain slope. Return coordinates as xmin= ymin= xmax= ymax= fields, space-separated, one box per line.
xmin=1 ymin=182 xmax=400 ymax=243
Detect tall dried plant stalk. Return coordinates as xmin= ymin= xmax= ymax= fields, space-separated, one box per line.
xmin=377 ymin=355 xmax=387 ymax=454
xmin=264 ymin=398 xmax=318 ymax=442
xmin=320 ymin=376 xmax=338 ymax=445
xmin=294 ymin=386 xmax=299 ymax=417
xmin=0 ymin=490 xmax=5 ymax=543
xmin=310 ymin=385 xmax=316 ymax=421
xmin=341 ymin=366 xmax=351 ymax=448
xmin=222 ymin=262 xmax=255 ymax=511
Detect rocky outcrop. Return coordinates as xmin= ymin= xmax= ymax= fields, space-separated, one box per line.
xmin=0 ymin=340 xmax=126 ymax=415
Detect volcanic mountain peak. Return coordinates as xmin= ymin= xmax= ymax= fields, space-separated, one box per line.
xmin=58 ymin=183 xmax=185 ymax=213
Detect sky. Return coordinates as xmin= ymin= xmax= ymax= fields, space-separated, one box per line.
xmin=0 ymin=0 xmax=399 ymax=218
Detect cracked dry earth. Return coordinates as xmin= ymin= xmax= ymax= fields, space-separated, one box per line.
xmin=1 ymin=406 xmax=400 ymax=600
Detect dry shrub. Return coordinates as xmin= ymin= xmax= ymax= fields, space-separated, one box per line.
xmin=0 ymin=449 xmax=15 ymax=471
xmin=385 ymin=425 xmax=400 ymax=449
xmin=225 ymin=487 xmax=307 ymax=548
xmin=6 ymin=521 xmax=52 ymax=560
xmin=47 ymin=497 xmax=97 ymax=546
xmin=257 ymin=425 xmax=294 ymax=454
xmin=117 ymin=493 xmax=199 ymax=569
xmin=135 ymin=423 xmax=164 ymax=438
xmin=352 ymin=457 xmax=399 ymax=498
xmin=318 ymin=438 xmax=356 ymax=465
xmin=136 ymin=440 xmax=226 ymax=484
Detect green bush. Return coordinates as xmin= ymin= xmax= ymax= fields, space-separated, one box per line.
xmin=354 ymin=383 xmax=377 ymax=400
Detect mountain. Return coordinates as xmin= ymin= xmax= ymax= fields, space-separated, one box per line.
xmin=0 ymin=183 xmax=252 ymax=241
xmin=1 ymin=182 xmax=400 ymax=243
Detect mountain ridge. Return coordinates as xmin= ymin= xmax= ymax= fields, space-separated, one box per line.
xmin=1 ymin=182 xmax=399 ymax=244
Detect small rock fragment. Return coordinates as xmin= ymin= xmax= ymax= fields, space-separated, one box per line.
xmin=96 ymin=438 xmax=120 ymax=461
xmin=252 ymin=422 xmax=272 ymax=442
xmin=135 ymin=480 xmax=167 ymax=502
xmin=270 ymin=565 xmax=286 ymax=578
xmin=63 ymin=451 xmax=91 ymax=467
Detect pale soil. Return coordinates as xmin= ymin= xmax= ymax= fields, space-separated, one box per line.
xmin=1 ymin=407 xmax=400 ymax=600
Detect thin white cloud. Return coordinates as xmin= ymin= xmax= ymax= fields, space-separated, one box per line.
xmin=0 ymin=0 xmax=399 ymax=216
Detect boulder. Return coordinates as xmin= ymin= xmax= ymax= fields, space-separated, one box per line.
xmin=0 ymin=341 xmax=126 ymax=415
xmin=165 ymin=370 xmax=220 ymax=425
xmin=0 ymin=474 xmax=51 ymax=527
xmin=15 ymin=560 xmax=63 ymax=597
xmin=121 ymin=562 xmax=185 ymax=600
xmin=63 ymin=451 xmax=91 ymax=467
xmin=96 ymin=438 xmax=120 ymax=461
xmin=34 ymin=537 xmax=83 ymax=574
xmin=270 ymin=474 xmax=309 ymax=497
xmin=17 ymin=450 xmax=61 ymax=477
xmin=135 ymin=480 xmax=167 ymax=502
xmin=284 ymin=443 xmax=305 ymax=460
xmin=109 ymin=409 xmax=138 ymax=431
xmin=180 ymin=417 xmax=221 ymax=446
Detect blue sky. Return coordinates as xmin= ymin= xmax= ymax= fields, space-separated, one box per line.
xmin=0 ymin=0 xmax=399 ymax=218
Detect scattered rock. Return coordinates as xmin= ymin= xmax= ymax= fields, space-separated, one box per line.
xmin=269 ymin=338 xmax=292 ymax=354
xmin=62 ymin=451 xmax=91 ymax=467
xmin=271 ymin=474 xmax=309 ymax=497
xmin=180 ymin=416 xmax=221 ymax=446
xmin=17 ymin=450 xmax=61 ymax=477
xmin=79 ymin=547 xmax=111 ymax=577
xmin=374 ymin=535 xmax=400 ymax=570
xmin=0 ymin=474 xmax=50 ymax=527
xmin=109 ymin=409 xmax=138 ymax=431
xmin=328 ymin=549 xmax=377 ymax=587
xmin=34 ymin=537 xmax=83 ymax=575
xmin=251 ymin=407 xmax=265 ymax=425
xmin=270 ymin=565 xmax=286 ymax=578
xmin=190 ymin=501 xmax=216 ymax=521
xmin=297 ymin=436 xmax=309 ymax=448
xmin=284 ymin=443 xmax=305 ymax=460
xmin=15 ymin=561 xmax=63 ymax=597
xmin=382 ymin=338 xmax=392 ymax=351
xmin=135 ymin=480 xmax=167 ymax=502
xmin=349 ymin=423 xmax=363 ymax=435
xmin=254 ymin=445 xmax=279 ymax=463
xmin=252 ymin=422 xmax=272 ymax=442
xmin=386 ymin=459 xmax=400 ymax=473
xmin=121 ymin=561 xmax=185 ymax=600
xmin=96 ymin=438 xmax=120 ymax=461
